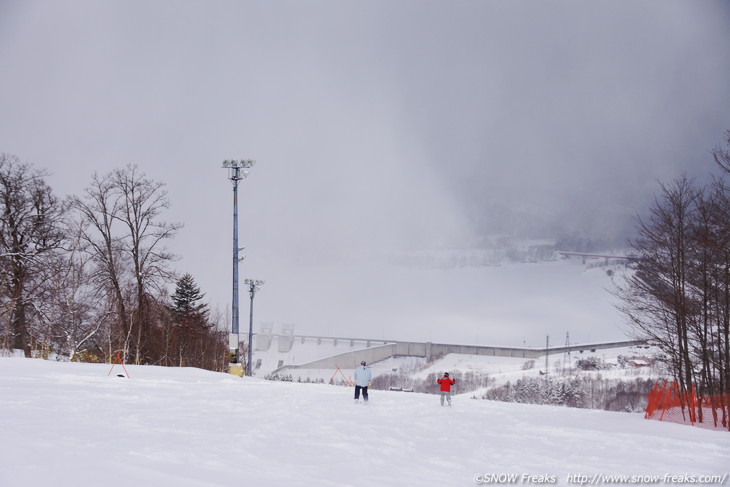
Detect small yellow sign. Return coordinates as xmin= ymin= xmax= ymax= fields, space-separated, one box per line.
xmin=228 ymin=364 xmax=244 ymax=377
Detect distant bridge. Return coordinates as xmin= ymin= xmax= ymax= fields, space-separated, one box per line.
xmin=558 ymin=251 xmax=632 ymax=264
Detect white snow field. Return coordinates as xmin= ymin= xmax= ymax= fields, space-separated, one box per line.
xmin=284 ymin=345 xmax=658 ymax=386
xmin=1 ymin=358 xmax=728 ymax=487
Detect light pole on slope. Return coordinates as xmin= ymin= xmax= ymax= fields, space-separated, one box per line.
xmin=222 ymin=159 xmax=256 ymax=363
xmin=244 ymin=278 xmax=265 ymax=376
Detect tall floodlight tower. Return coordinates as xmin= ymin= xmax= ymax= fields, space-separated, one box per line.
xmin=222 ymin=159 xmax=256 ymax=362
xmin=244 ymin=278 xmax=265 ymax=376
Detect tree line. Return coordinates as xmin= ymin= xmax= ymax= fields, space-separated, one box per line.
xmin=615 ymin=131 xmax=730 ymax=422
xmin=0 ymin=154 xmax=228 ymax=371
xmin=480 ymin=376 xmax=655 ymax=412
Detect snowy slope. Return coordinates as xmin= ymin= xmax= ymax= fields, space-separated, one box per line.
xmin=1 ymin=358 xmax=727 ymax=487
xmin=269 ymin=345 xmax=660 ymax=389
xmin=414 ymin=346 xmax=661 ymax=384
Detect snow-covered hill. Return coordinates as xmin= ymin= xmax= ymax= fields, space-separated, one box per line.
xmin=1 ymin=358 xmax=727 ymax=487
xmin=269 ymin=344 xmax=660 ymax=392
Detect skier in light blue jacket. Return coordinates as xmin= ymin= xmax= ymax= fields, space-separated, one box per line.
xmin=353 ymin=361 xmax=372 ymax=403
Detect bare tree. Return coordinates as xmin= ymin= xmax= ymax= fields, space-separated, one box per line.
xmin=39 ymin=224 xmax=106 ymax=361
xmin=710 ymin=130 xmax=730 ymax=405
xmin=615 ymin=176 xmax=699 ymax=397
xmin=72 ymin=171 xmax=132 ymax=360
xmin=113 ymin=165 xmax=181 ymax=363
xmin=692 ymin=179 xmax=730 ymax=405
xmin=712 ymin=130 xmax=730 ymax=174
xmin=0 ymin=154 xmax=67 ymax=357
xmin=616 ymin=170 xmax=730 ymax=429
xmin=73 ymin=165 xmax=181 ymax=364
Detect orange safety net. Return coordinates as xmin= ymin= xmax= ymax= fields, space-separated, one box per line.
xmin=645 ymin=380 xmax=730 ymax=431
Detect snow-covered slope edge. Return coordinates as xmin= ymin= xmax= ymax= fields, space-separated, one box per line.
xmin=1 ymin=358 xmax=727 ymax=487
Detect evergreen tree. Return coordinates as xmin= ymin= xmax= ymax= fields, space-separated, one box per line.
xmin=162 ymin=273 xmax=221 ymax=368
xmin=171 ymin=273 xmax=208 ymax=321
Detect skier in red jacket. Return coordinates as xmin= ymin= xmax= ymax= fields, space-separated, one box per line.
xmin=437 ymin=372 xmax=456 ymax=406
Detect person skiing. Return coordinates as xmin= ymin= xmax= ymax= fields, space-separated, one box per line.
xmin=437 ymin=372 xmax=456 ymax=406
xmin=353 ymin=360 xmax=372 ymax=403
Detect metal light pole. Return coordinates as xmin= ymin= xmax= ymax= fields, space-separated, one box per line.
xmin=222 ymin=159 xmax=256 ymax=362
xmin=244 ymin=279 xmax=265 ymax=376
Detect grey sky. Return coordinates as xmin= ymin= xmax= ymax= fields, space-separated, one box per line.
xmin=1 ymin=1 xmax=729 ymax=345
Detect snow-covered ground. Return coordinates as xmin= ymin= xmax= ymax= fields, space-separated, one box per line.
xmin=2 ymin=358 xmax=727 ymax=487
xmin=413 ymin=346 xmax=661 ymax=384
xmin=272 ymin=345 xmax=660 ymax=389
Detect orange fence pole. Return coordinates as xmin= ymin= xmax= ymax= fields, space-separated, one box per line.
xmin=329 ymin=366 xmax=342 ymax=384
xmin=107 ymin=350 xmax=131 ymax=378
xmin=329 ymin=365 xmax=353 ymax=386
xmin=645 ymin=381 xmax=662 ymax=419
xmin=658 ymin=381 xmax=675 ymax=422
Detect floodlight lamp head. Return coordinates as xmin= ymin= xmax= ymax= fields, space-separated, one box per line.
xmin=222 ymin=159 xmax=256 ymax=170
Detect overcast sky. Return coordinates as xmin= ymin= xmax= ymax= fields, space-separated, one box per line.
xmin=1 ymin=1 xmax=729 ymax=345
